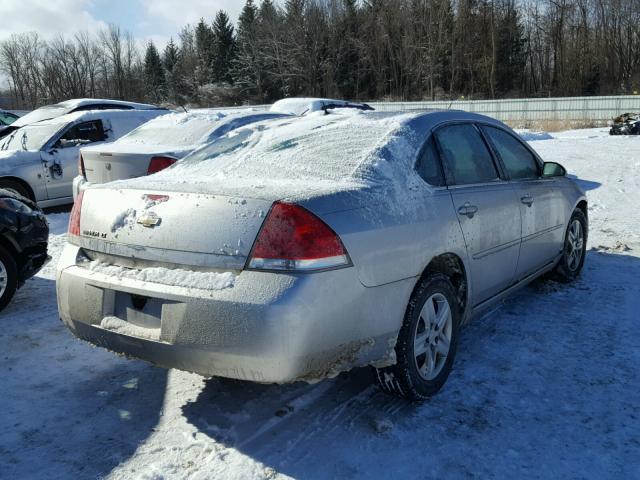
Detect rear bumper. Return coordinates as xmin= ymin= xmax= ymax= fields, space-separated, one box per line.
xmin=56 ymin=244 xmax=412 ymax=383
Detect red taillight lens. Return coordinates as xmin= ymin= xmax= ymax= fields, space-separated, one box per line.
xmin=68 ymin=191 xmax=84 ymax=238
xmin=147 ymin=156 xmax=177 ymax=175
xmin=78 ymin=152 xmax=86 ymax=178
xmin=248 ymin=202 xmax=350 ymax=272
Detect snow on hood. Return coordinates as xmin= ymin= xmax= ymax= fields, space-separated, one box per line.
xmin=105 ymin=109 xmax=420 ymax=202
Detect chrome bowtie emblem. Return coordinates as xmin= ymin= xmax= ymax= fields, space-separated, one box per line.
xmin=137 ymin=211 xmax=161 ymax=228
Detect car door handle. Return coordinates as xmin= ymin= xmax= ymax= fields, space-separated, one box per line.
xmin=457 ymin=203 xmax=479 ymax=218
xmin=521 ymin=195 xmax=534 ymax=206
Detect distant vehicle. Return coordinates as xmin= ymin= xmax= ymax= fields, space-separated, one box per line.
xmin=0 ymin=110 xmax=20 ymax=137
xmin=0 ymin=109 xmax=166 ymax=207
xmin=73 ymin=109 xmax=291 ymax=200
xmin=609 ymin=112 xmax=640 ymax=135
xmin=0 ymin=188 xmax=48 ymax=313
xmin=58 ymin=110 xmax=588 ymax=401
xmin=0 ymin=98 xmax=167 ymax=140
xmin=270 ymin=97 xmax=374 ymax=116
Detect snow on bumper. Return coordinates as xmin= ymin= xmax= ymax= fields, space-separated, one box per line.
xmin=56 ymin=244 xmax=411 ymax=383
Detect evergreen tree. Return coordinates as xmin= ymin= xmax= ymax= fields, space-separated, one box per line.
xmin=162 ymin=38 xmax=182 ymax=103
xmin=195 ymin=18 xmax=215 ymax=84
xmin=232 ymin=0 xmax=261 ymax=99
xmin=143 ymin=41 xmax=165 ymax=102
xmin=495 ymin=2 xmax=525 ymax=96
xmin=212 ymin=10 xmax=236 ymax=83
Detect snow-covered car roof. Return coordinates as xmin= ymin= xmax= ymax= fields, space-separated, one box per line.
xmin=270 ymin=98 xmax=374 ymax=116
xmin=81 ymin=109 xmax=290 ymax=155
xmin=112 ymin=109 xmax=493 ymax=201
xmin=11 ymin=98 xmax=165 ymax=128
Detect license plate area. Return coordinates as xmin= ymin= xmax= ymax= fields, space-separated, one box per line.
xmin=114 ymin=291 xmax=162 ymax=329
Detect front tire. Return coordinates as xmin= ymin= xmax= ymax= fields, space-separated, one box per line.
xmin=375 ymin=273 xmax=460 ymax=401
xmin=0 ymin=245 xmax=18 ymax=313
xmin=553 ymin=209 xmax=588 ymax=282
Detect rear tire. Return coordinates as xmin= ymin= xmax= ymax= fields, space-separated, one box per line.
xmin=375 ymin=273 xmax=460 ymax=401
xmin=0 ymin=245 xmax=18 ymax=313
xmin=552 ymin=209 xmax=588 ymax=283
xmin=0 ymin=179 xmax=31 ymax=201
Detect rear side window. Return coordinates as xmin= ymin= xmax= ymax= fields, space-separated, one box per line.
xmin=435 ymin=124 xmax=499 ymax=185
xmin=415 ymin=136 xmax=445 ymax=186
xmin=482 ymin=126 xmax=540 ymax=180
xmin=57 ymin=120 xmax=106 ymax=148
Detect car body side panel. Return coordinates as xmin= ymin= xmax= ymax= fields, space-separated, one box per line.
xmin=310 ymin=186 xmax=469 ymax=289
xmin=0 ymin=152 xmax=48 ymax=201
xmin=512 ymin=178 xmax=568 ymax=278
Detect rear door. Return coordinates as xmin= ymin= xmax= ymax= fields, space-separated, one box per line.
xmin=481 ymin=125 xmax=566 ymax=279
xmin=435 ymin=123 xmax=521 ymax=305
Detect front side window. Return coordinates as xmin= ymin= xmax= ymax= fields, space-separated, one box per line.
xmin=482 ymin=126 xmax=540 ymax=180
xmin=435 ymin=124 xmax=499 ymax=185
xmin=56 ymin=120 xmax=105 ymax=148
xmin=415 ymin=136 xmax=445 ymax=186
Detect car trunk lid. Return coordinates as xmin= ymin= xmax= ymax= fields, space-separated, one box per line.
xmin=82 ymin=150 xmax=157 ymax=183
xmin=75 ymin=187 xmax=272 ymax=270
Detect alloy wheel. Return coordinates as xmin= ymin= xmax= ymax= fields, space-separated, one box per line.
xmin=413 ymin=293 xmax=453 ymax=381
xmin=566 ymin=219 xmax=585 ymax=272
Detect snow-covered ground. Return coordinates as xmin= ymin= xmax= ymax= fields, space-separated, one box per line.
xmin=1 ymin=128 xmax=639 ymax=479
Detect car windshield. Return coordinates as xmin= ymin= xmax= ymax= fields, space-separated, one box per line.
xmin=12 ymin=105 xmax=68 ymax=127
xmin=0 ymin=121 xmax=65 ymax=151
xmin=118 ymin=112 xmax=225 ymax=146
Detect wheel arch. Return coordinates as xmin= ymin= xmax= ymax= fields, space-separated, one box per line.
xmin=0 ymin=176 xmax=36 ymax=201
xmin=575 ymin=199 xmax=588 ymax=223
xmin=414 ymin=252 xmax=470 ymax=324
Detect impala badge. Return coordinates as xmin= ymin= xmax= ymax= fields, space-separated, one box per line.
xmin=137 ymin=211 xmax=161 ymax=228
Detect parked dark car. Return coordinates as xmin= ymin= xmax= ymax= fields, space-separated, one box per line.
xmin=609 ymin=112 xmax=640 ymax=135
xmin=0 ymin=189 xmax=49 ymax=312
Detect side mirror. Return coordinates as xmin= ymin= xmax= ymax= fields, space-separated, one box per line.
xmin=543 ymin=162 xmax=566 ymax=177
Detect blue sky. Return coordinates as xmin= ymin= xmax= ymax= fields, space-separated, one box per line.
xmin=0 ymin=0 xmax=246 ymax=48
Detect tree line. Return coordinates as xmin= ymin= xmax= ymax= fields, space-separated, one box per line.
xmin=1 ymin=0 xmax=639 ymax=110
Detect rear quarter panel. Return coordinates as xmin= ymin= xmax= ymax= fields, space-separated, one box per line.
xmin=309 ymin=185 xmax=468 ymax=289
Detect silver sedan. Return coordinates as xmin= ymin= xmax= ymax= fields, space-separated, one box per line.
xmin=56 ymin=110 xmax=587 ymax=400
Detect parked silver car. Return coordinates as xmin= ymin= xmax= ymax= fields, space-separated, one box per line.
xmin=0 ymin=109 xmax=165 ymax=207
xmin=57 ymin=110 xmax=587 ymax=400
xmin=73 ymin=110 xmax=290 ymax=200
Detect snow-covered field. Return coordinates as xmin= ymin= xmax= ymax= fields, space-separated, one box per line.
xmin=1 ymin=128 xmax=639 ymax=479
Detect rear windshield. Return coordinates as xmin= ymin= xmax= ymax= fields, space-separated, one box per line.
xmin=175 ymin=111 xmax=406 ymax=185
xmin=118 ymin=113 xmax=225 ymax=146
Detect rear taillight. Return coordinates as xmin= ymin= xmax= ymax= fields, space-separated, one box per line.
xmin=68 ymin=191 xmax=84 ymax=238
xmin=78 ymin=152 xmax=86 ymax=178
xmin=247 ymin=202 xmax=351 ymax=272
xmin=147 ymin=156 xmax=177 ymax=175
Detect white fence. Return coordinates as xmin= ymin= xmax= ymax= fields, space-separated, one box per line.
xmin=369 ymin=95 xmax=640 ymax=123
